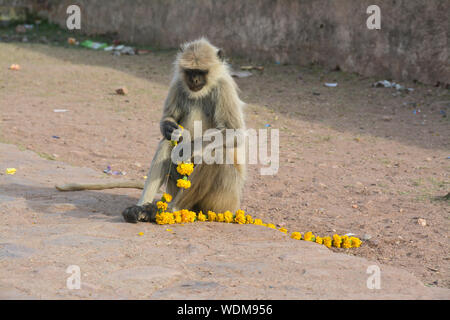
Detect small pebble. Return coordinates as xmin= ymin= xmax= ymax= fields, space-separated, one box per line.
xmin=116 ymin=87 xmax=129 ymax=95
xmin=362 ymin=234 xmax=372 ymax=241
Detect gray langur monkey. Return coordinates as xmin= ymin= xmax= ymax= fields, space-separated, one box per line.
xmin=121 ymin=38 xmax=246 ymax=223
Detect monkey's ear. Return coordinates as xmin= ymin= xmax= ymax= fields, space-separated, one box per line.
xmin=217 ymin=49 xmax=225 ymax=61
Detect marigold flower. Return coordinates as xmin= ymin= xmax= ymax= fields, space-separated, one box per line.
xmin=304 ymin=231 xmax=314 ymax=241
xmin=6 ymin=168 xmax=16 ymax=175
xmin=245 ymin=215 xmax=253 ymax=224
xmin=173 ymin=211 xmax=182 ymax=223
xmin=291 ymin=232 xmax=302 ymax=240
xmin=177 ymin=179 xmax=191 ymax=189
xmin=177 ymin=162 xmax=194 ymax=176
xmin=266 ymin=223 xmax=276 ymax=229
xmin=170 ymin=125 xmax=184 ymax=146
xmin=234 ymin=213 xmax=246 ymax=224
xmin=315 ymin=236 xmax=323 ymax=244
xmin=350 ymin=237 xmax=362 ymax=248
xmin=235 ymin=209 xmax=245 ymax=216
xmin=157 ymin=201 xmax=168 ymax=211
xmin=332 ymin=234 xmax=342 ymax=248
xmin=156 ymin=212 xmax=175 ymax=225
xmin=253 ymin=218 xmax=263 ymax=226
xmin=162 ymin=193 xmax=172 ymax=203
xmin=180 ymin=209 xmax=195 ymax=223
xmin=197 ymin=211 xmax=207 ymax=222
xmin=207 ymin=211 xmax=217 ymax=222
xmin=224 ymin=211 xmax=234 ymax=223
xmin=323 ymin=237 xmax=332 ymax=248
xmin=217 ymin=213 xmax=225 ymax=222
xmin=279 ymin=228 xmax=288 ymax=234
xmin=342 ymin=236 xmax=352 ymax=249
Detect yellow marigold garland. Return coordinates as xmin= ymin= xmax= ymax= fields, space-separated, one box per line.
xmin=152 ymin=124 xmax=363 ymax=250
xmin=155 ymin=207 xmax=362 ymax=249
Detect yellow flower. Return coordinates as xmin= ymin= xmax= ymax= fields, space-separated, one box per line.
xmin=170 ymin=125 xmax=184 ymax=145
xmin=304 ymin=231 xmax=314 ymax=241
xmin=253 ymin=219 xmax=263 ymax=226
xmin=207 ymin=210 xmax=217 ymax=222
xmin=173 ymin=211 xmax=182 ymax=223
xmin=323 ymin=237 xmax=332 ymax=248
xmin=189 ymin=211 xmax=197 ymax=222
xmin=162 ymin=193 xmax=172 ymax=203
xmin=177 ymin=162 xmax=194 ymax=176
xmin=291 ymin=232 xmax=302 ymax=240
xmin=234 ymin=213 xmax=246 ymax=224
xmin=315 ymin=236 xmax=323 ymax=244
xmin=266 ymin=223 xmax=276 ymax=229
xmin=342 ymin=237 xmax=352 ymax=249
xmin=156 ymin=212 xmax=175 ymax=225
xmin=180 ymin=209 xmax=196 ymax=223
xmin=332 ymin=234 xmax=342 ymax=248
xmin=157 ymin=201 xmax=168 ymax=211
xmin=279 ymin=228 xmax=288 ymax=234
xmin=217 ymin=213 xmax=224 ymax=222
xmin=350 ymin=237 xmax=362 ymax=248
xmin=6 ymin=168 xmax=16 ymax=175
xmin=245 ymin=215 xmax=253 ymax=224
xmin=224 ymin=211 xmax=234 ymax=223
xmin=197 ymin=211 xmax=207 ymax=222
xmin=138 ymin=232 xmax=144 ymax=236
xmin=177 ymin=179 xmax=191 ymax=189
xmin=235 ymin=209 xmax=245 ymax=216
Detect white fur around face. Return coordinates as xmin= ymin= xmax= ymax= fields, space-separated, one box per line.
xmin=174 ymin=38 xmax=228 ymax=99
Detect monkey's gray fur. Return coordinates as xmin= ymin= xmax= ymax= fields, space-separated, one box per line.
xmin=122 ymin=38 xmax=246 ymax=223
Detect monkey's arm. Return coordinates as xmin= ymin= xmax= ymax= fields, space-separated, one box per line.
xmin=56 ymin=180 xmax=144 ymax=191
xmin=136 ymin=82 xmax=185 ymax=205
xmin=160 ymin=81 xmax=183 ymax=140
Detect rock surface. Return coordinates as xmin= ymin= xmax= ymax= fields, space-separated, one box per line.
xmin=0 ymin=143 xmax=448 ymax=299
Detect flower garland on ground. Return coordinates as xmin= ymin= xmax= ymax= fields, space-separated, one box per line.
xmin=153 ymin=125 xmax=362 ymax=249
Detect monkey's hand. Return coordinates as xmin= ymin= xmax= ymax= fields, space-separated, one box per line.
xmin=122 ymin=203 xmax=157 ymax=223
xmin=161 ymin=120 xmax=180 ymax=141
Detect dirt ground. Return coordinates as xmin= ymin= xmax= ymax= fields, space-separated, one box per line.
xmin=1 ymin=31 xmax=449 ymax=290
xmin=2 ymin=143 xmax=449 ymax=299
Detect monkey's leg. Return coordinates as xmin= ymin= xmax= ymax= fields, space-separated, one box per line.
xmin=122 ymin=139 xmax=172 ymax=223
xmin=197 ymin=165 xmax=242 ymax=213
xmin=138 ymin=140 xmax=172 ymax=206
xmin=169 ymin=164 xmax=241 ymax=213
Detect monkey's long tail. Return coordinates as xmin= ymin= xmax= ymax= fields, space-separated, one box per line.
xmin=55 ymin=181 xmax=144 ymax=191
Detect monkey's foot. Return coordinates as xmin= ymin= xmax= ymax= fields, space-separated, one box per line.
xmin=122 ymin=203 xmax=157 ymax=223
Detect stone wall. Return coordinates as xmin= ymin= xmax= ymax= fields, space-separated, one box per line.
xmin=5 ymin=0 xmax=450 ymax=85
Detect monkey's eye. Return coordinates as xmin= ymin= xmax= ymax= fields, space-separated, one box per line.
xmin=185 ymin=69 xmax=208 ymax=77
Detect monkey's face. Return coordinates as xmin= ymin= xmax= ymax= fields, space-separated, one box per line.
xmin=183 ymin=69 xmax=208 ymax=92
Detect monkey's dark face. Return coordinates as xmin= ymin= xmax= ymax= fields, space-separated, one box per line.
xmin=184 ymin=69 xmax=208 ymax=92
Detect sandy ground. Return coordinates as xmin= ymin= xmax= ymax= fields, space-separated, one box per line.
xmin=0 ymin=142 xmax=449 ymax=299
xmin=0 ymin=38 xmax=449 ymax=294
